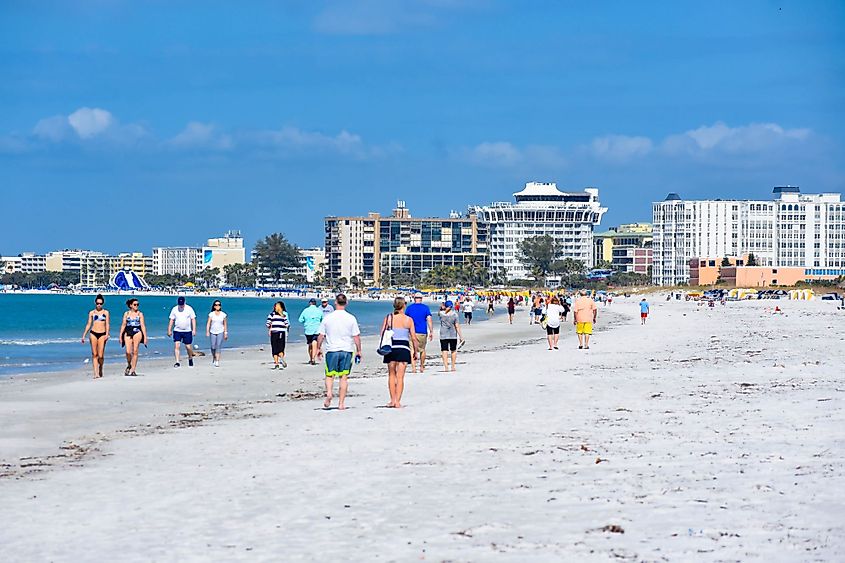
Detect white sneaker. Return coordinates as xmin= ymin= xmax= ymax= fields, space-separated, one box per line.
xmin=213 ymin=360 xmax=219 ymax=368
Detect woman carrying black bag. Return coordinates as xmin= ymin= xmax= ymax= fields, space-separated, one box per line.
xmin=378 ymin=297 xmax=417 ymax=408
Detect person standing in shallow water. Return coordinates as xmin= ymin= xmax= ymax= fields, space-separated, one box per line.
xmin=81 ymin=294 xmax=110 ymax=379
xmin=380 ymin=297 xmax=417 ymax=408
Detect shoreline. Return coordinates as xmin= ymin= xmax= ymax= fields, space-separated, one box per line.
xmin=0 ymin=306 xmax=548 ymax=471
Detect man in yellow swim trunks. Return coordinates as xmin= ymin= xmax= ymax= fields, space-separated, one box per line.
xmin=572 ymin=289 xmax=597 ymax=350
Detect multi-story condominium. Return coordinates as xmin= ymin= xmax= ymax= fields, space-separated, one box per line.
xmin=79 ymin=253 xmax=154 ymax=287
xmin=593 ymin=223 xmax=653 ymax=274
xmin=19 ymin=252 xmax=47 ymax=273
xmin=652 ymin=186 xmax=845 ymax=286
xmin=202 ymin=230 xmax=246 ymax=270
xmin=325 ymin=201 xmax=488 ymax=285
xmin=300 ymin=248 xmax=326 ymax=283
xmin=2 ymin=256 xmax=21 ymax=274
xmin=153 ymin=232 xmax=245 ymax=276
xmin=470 ymin=182 xmax=606 ymax=281
xmin=45 ymin=249 xmax=103 ymax=273
xmin=152 ymin=247 xmax=202 ymax=276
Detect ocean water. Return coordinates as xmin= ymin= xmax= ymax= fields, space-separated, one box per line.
xmin=0 ymin=294 xmax=471 ymax=377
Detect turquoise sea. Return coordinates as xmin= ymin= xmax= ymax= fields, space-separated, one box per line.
xmin=0 ymin=294 xmax=463 ymax=377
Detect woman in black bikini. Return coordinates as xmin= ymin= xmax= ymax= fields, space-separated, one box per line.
xmin=119 ymin=298 xmax=147 ymax=376
xmin=81 ymin=294 xmax=110 ymax=379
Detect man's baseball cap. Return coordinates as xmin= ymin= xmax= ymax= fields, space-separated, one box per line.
xmin=309 ymin=298 xmax=317 ymax=304
xmin=321 ymin=298 xmax=329 ymax=303
xmin=177 ymin=296 xmax=185 ymax=305
xmin=414 ymin=292 xmax=424 ymax=299
xmin=444 ymin=300 xmax=454 ymax=308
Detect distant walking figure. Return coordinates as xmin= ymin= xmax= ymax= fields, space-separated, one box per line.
xmin=119 ymin=298 xmax=147 ymax=376
xmin=573 ymin=289 xmax=597 ymax=350
xmin=507 ymin=297 xmax=516 ymax=324
xmin=316 ymin=294 xmax=362 ymax=410
xmin=206 ymin=300 xmax=228 ymax=367
xmin=168 ymin=296 xmax=197 ymax=368
xmin=640 ymin=298 xmax=650 ymax=325
xmin=544 ymin=296 xmax=565 ymax=350
xmin=299 ymin=298 xmax=324 ymax=365
xmin=438 ymin=300 xmax=464 ymax=372
xmin=266 ymin=301 xmax=290 ymax=369
xmin=380 ymin=297 xmax=417 ymax=408
xmin=81 ymin=294 xmax=110 ymax=379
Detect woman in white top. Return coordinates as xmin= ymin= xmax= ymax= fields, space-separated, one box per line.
xmin=544 ymin=296 xmax=565 ymax=350
xmin=205 ymin=300 xmax=228 ymax=367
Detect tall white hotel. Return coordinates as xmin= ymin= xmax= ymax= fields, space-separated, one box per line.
xmin=652 ymin=186 xmax=845 ymax=286
xmin=470 ymin=182 xmax=607 ymax=281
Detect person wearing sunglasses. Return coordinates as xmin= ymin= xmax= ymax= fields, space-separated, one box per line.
xmin=119 ymin=298 xmax=147 ymax=376
xmin=81 ymin=293 xmax=110 ymax=379
xmin=206 ymin=300 xmax=228 ymax=368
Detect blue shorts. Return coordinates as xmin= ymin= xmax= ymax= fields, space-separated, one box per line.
xmin=325 ymin=351 xmax=353 ymax=378
xmin=173 ymin=331 xmax=193 ymax=345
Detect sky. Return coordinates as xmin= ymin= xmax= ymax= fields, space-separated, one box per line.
xmin=1 ymin=0 xmax=843 ymax=255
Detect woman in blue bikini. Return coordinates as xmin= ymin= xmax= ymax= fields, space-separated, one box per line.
xmin=119 ymin=298 xmax=147 ymax=377
xmin=81 ymin=294 xmax=110 ymax=379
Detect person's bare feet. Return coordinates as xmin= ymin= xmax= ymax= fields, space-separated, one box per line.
xmin=386 ymin=402 xmax=395 ymax=407
xmin=393 ymin=402 xmax=402 ymax=408
xmin=338 ymin=404 xmax=346 ymax=410
xmin=324 ymin=397 xmax=332 ymax=408
xmin=450 ymin=367 xmax=456 ymax=372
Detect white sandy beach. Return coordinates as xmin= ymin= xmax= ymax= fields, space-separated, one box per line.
xmin=1 ymin=297 xmax=843 ymax=561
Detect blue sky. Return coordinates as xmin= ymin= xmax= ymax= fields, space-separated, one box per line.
xmin=1 ymin=0 xmax=843 ymax=254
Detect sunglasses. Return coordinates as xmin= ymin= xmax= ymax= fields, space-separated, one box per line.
xmin=213 ymin=303 xmax=221 ymax=307
xmin=95 ymin=302 xmax=104 ymax=305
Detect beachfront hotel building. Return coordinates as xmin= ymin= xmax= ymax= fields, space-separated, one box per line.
xmin=652 ymin=186 xmax=845 ymax=286
xmin=79 ymin=253 xmax=154 ymax=287
xmin=469 ymin=182 xmax=607 ymax=281
xmin=152 ymin=247 xmax=203 ymax=276
xmin=153 ymin=231 xmax=246 ymax=275
xmin=324 ymin=201 xmax=488 ymax=285
xmin=593 ymin=223 xmax=653 ymax=275
xmin=2 ymin=252 xmax=47 ymax=275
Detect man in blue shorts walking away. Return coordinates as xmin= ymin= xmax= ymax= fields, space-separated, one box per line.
xmin=316 ymin=294 xmax=362 ymax=410
xmin=405 ymin=292 xmax=433 ymax=373
xmin=167 ymin=296 xmax=196 ymax=368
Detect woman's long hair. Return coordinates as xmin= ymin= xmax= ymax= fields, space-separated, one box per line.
xmin=392 ymin=297 xmax=405 ymax=314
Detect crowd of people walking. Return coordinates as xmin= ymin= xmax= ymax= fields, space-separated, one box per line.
xmin=79 ymin=289 xmax=643 ymax=409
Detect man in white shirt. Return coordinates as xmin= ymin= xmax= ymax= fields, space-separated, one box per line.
xmin=316 ymin=294 xmax=362 ymax=411
xmin=461 ymin=298 xmax=474 ymax=325
xmin=167 ymin=296 xmax=197 ymax=368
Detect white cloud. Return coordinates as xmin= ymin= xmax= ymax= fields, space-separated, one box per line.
xmin=462 ymin=141 xmax=566 ymax=168
xmin=67 ymin=107 xmax=114 ymax=139
xmin=589 ymin=134 xmax=653 ymax=161
xmin=465 ymin=141 xmax=523 ymax=166
xmin=249 ymin=126 xmax=394 ymax=159
xmin=662 ymin=121 xmax=811 ymax=155
xmin=33 ymin=115 xmax=73 ymax=142
xmin=167 ymin=122 xmax=233 ymax=150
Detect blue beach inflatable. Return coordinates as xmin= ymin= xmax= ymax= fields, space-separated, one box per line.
xmin=110 ymin=268 xmax=149 ymax=290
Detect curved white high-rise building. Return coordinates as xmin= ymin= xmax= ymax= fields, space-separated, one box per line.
xmin=471 ymin=182 xmax=607 ymax=281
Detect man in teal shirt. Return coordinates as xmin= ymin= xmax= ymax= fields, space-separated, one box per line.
xmin=299 ymin=298 xmax=324 ymax=365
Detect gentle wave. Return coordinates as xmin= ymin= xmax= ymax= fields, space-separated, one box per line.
xmin=0 ymin=335 xmax=168 ymax=346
